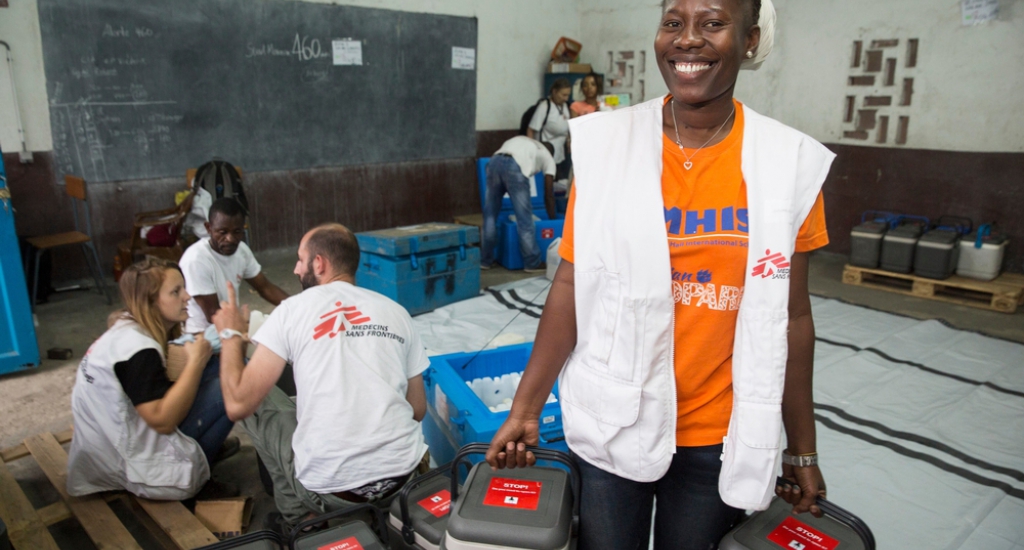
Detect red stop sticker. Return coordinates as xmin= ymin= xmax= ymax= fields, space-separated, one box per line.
xmin=318 ymin=536 xmax=364 ymax=550
xmin=767 ymin=516 xmax=839 ymax=550
xmin=481 ymin=477 xmax=543 ymax=511
xmin=542 ymin=228 xmax=554 ymax=239
xmin=417 ymin=489 xmax=451 ymax=518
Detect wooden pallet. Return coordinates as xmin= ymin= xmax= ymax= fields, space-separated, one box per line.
xmin=842 ymin=265 xmax=1024 ymax=313
xmin=0 ymin=429 xmax=219 ymax=550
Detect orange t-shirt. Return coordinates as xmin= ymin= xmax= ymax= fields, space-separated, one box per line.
xmin=559 ymin=100 xmax=828 ymax=447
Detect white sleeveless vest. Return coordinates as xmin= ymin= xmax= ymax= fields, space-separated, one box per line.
xmin=67 ymin=319 xmax=210 ymax=500
xmin=561 ymin=97 xmax=834 ymax=510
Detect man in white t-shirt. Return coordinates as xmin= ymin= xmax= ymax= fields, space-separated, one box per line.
xmin=212 ymin=223 xmax=429 ymax=529
xmin=178 ymin=198 xmax=289 ymax=334
xmin=482 ymin=136 xmax=557 ymax=272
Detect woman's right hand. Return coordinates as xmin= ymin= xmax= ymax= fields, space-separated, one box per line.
xmin=486 ymin=414 xmax=540 ymax=470
xmin=183 ymin=333 xmax=213 ymax=369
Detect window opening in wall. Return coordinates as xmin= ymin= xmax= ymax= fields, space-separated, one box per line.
xmin=876 ymin=116 xmax=889 ymax=144
xmin=871 ymin=39 xmax=899 ymax=48
xmin=849 ymin=75 xmax=875 ymax=86
xmin=851 ymin=40 xmax=863 ymax=68
xmin=864 ymin=96 xmax=892 ymax=106
xmin=866 ymin=50 xmax=883 ymax=72
xmin=856 ymin=109 xmax=877 ymax=131
xmin=844 ymin=130 xmax=869 ymax=140
xmin=895 ymin=116 xmax=909 ymax=144
xmin=900 ymin=78 xmax=914 ymax=106
xmin=884 ymin=58 xmax=896 ymax=86
xmin=906 ymin=39 xmax=919 ymax=67
xmin=844 ymin=96 xmax=856 ymax=123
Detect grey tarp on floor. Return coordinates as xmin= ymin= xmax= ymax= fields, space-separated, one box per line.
xmin=412 ymin=278 xmax=1024 ymax=550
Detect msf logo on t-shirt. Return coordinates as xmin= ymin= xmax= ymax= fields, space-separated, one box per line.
xmin=751 ymin=249 xmax=790 ymax=279
xmin=313 ymin=301 xmax=370 ymax=340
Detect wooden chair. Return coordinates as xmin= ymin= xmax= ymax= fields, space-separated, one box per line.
xmin=25 ymin=175 xmax=111 ymax=307
xmin=124 ymin=187 xmax=196 ymax=265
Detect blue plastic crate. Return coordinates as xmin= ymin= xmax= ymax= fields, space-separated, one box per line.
xmin=497 ymin=219 xmax=564 ymax=270
xmin=477 ymin=157 xmax=547 ymax=213
xmin=421 ymin=343 xmax=567 ymax=465
xmin=355 ymin=223 xmax=481 ymax=315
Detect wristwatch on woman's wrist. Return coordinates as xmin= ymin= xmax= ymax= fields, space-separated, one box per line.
xmin=782 ymin=450 xmax=819 ymax=467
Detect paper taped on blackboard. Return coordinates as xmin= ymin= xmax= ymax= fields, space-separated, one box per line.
xmin=452 ymin=47 xmax=475 ymax=70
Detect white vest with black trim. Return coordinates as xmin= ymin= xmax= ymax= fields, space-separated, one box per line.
xmin=67 ymin=319 xmax=210 ymax=500
xmin=561 ymin=96 xmax=834 ymax=510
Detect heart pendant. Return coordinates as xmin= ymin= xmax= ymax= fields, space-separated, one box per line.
xmin=683 ymin=161 xmax=693 ymax=170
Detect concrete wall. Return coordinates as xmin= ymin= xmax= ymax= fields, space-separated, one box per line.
xmin=578 ymin=0 xmax=1024 ymax=153
xmin=0 ymin=0 xmax=581 ymax=154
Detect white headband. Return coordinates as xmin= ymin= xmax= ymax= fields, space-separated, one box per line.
xmin=741 ymin=0 xmax=776 ymax=70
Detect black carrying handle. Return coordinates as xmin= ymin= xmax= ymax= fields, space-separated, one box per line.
xmin=288 ymin=503 xmax=389 ymax=550
xmin=776 ymin=477 xmax=876 ymax=550
xmin=397 ymin=462 xmax=452 ymax=545
xmin=450 ymin=443 xmax=581 ymax=537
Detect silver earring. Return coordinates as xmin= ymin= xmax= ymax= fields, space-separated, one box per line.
xmin=745 ymin=51 xmax=754 ymax=58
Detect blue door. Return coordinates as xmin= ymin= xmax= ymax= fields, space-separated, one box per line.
xmin=0 ymin=148 xmax=40 ymax=375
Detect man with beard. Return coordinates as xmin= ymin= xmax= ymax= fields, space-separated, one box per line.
xmin=212 ymin=223 xmax=430 ymax=531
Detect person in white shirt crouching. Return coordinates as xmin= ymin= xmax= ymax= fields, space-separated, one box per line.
xmin=212 ymin=223 xmax=430 ymax=531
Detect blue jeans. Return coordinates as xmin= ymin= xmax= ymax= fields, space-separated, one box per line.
xmin=574 ymin=445 xmax=744 ymax=550
xmin=178 ymin=355 xmax=234 ymax=467
xmin=482 ymin=155 xmax=542 ymax=269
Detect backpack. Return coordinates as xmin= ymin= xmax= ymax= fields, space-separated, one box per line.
xmin=193 ymin=159 xmax=248 ymax=215
xmin=519 ymin=98 xmax=551 ymax=136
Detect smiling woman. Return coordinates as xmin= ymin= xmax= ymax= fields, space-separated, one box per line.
xmin=486 ymin=0 xmax=837 ymax=548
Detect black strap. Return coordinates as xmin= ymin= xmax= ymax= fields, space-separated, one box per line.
xmin=539 ymin=98 xmax=551 ymax=135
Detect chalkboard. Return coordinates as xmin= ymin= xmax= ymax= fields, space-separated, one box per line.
xmin=37 ymin=0 xmax=477 ymax=183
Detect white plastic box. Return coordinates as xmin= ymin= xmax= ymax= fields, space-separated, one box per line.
xmin=956 ymin=234 xmax=1008 ymax=281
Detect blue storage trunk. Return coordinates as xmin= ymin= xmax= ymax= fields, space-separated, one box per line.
xmin=355 ymin=223 xmax=480 ymax=316
xmin=497 ymin=219 xmax=564 ymax=270
xmin=477 ymin=157 xmax=547 ymax=212
xmin=421 ymin=344 xmax=567 ymax=466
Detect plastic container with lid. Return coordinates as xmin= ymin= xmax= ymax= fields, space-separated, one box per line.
xmin=196 ymin=531 xmax=283 ymax=550
xmin=720 ymin=478 xmax=875 ymax=550
xmin=849 ymin=211 xmax=896 ymax=268
xmin=914 ymin=216 xmax=972 ymax=280
xmin=956 ymin=224 xmax=1009 ymax=281
xmin=442 ymin=444 xmax=579 ymax=550
xmin=291 ymin=504 xmax=389 ymax=550
xmin=389 ymin=465 xmax=454 ymax=550
xmin=880 ymin=216 xmax=928 ymax=273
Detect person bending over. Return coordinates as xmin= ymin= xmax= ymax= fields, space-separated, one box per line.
xmin=212 ymin=223 xmax=430 ymax=530
xmin=482 ymin=136 xmax=556 ymax=272
xmin=67 ymin=259 xmax=234 ymax=499
xmin=487 ymin=0 xmax=831 ymax=548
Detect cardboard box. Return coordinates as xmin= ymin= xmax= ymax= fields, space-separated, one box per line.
xmin=195 ymin=497 xmax=253 ymax=540
xmin=546 ymin=62 xmax=592 ymax=74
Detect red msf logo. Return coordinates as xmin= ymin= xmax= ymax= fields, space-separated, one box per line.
xmin=314 ymin=301 xmax=370 ymax=340
xmin=751 ymin=249 xmax=790 ymax=278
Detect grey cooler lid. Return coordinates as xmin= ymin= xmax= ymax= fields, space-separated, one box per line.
xmin=293 ymin=521 xmax=386 ymax=550
xmin=721 ymin=497 xmax=867 ymax=550
xmin=389 ymin=474 xmax=451 ymax=545
xmin=446 ymin=463 xmax=572 ymax=550
xmin=918 ymin=229 xmax=960 ymax=245
xmin=851 ymin=221 xmax=887 ymax=236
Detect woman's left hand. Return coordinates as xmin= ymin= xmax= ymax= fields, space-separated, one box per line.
xmin=778 ymin=464 xmax=826 ymax=517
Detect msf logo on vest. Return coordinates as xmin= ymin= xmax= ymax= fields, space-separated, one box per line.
xmin=313 ymin=301 xmax=370 ymax=340
xmin=751 ymin=249 xmax=790 ymax=279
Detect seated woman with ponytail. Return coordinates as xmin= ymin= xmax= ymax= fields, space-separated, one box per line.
xmin=67 ymin=258 xmax=236 ymax=500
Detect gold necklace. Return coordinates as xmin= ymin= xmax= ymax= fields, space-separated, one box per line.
xmin=670 ymin=100 xmax=735 ymax=170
